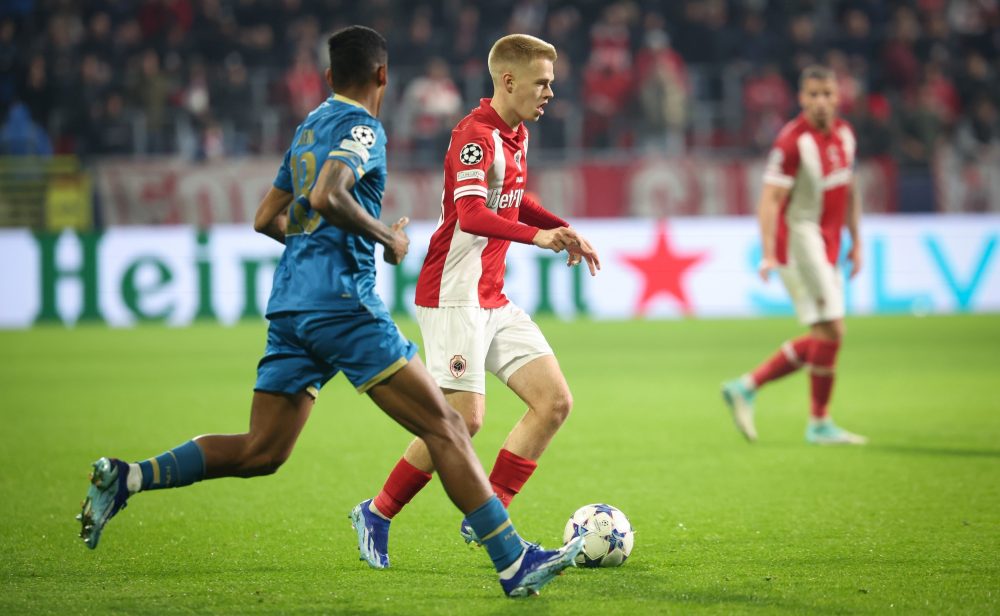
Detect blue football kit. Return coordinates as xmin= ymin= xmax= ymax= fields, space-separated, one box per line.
xmin=255 ymin=94 xmax=417 ymax=396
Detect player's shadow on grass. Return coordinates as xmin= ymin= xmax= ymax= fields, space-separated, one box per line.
xmin=581 ymin=562 xmax=849 ymax=615
xmin=869 ymin=444 xmax=1000 ymax=459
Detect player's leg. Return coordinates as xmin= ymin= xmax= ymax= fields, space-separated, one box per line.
xmin=79 ymin=312 xmax=323 ymax=549
xmin=367 ymin=357 xmax=583 ymax=595
xmin=364 ymin=306 xmax=489 ymax=525
xmin=451 ymin=354 xmax=571 ymax=545
xmin=722 ymin=263 xmax=815 ymax=442
xmin=481 ymin=304 xmax=566 ymax=507
xmin=400 ymin=391 xmax=485 ymax=470
xmin=196 ymin=390 xmax=315 ymax=478
xmin=805 ymin=317 xmax=866 ymax=444
xmin=339 ymin=305 xmax=581 ymax=593
xmin=370 ymin=392 xmax=484 ymax=522
xmin=79 ymin=390 xmax=315 ymax=549
xmin=787 ymin=254 xmax=865 ymax=445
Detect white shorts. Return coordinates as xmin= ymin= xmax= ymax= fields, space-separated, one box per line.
xmin=415 ymin=303 xmax=553 ymax=394
xmin=779 ymin=225 xmax=845 ymax=325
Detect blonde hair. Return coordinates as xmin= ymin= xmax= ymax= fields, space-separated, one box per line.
xmin=487 ymin=34 xmax=557 ymax=82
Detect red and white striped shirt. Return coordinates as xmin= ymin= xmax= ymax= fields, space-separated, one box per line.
xmin=415 ymin=99 xmax=567 ymax=308
xmin=764 ymin=114 xmax=856 ymax=265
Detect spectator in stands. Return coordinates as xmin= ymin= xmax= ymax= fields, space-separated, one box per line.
xmin=535 ymin=48 xmax=579 ymax=152
xmin=955 ymin=51 xmax=998 ymax=110
xmin=212 ymin=52 xmax=253 ymax=151
xmin=19 ymin=55 xmax=51 ymax=129
xmin=582 ymin=3 xmax=634 ymax=149
xmin=543 ymin=7 xmax=586 ymax=71
xmin=955 ymin=96 xmax=1000 ymax=161
xmin=127 ymin=49 xmax=172 ymax=153
xmin=742 ymin=63 xmax=793 ymax=152
xmin=392 ymin=6 xmax=442 ymax=71
xmin=827 ymin=50 xmax=862 ymax=115
xmin=180 ymin=60 xmax=211 ymax=125
xmin=882 ymin=6 xmax=922 ymax=94
xmin=922 ymin=62 xmax=961 ymax=126
xmin=283 ymin=47 xmax=324 ymax=124
xmin=0 ymin=18 xmax=17 ymax=111
xmin=838 ymin=8 xmax=877 ymax=64
xmin=850 ymin=93 xmax=894 ymax=158
xmin=738 ymin=10 xmax=775 ymax=66
xmin=4 ymin=0 xmax=996 ymax=171
xmin=897 ymin=85 xmax=943 ymax=170
xmin=635 ymin=24 xmax=688 ymax=154
xmin=396 ymin=56 xmax=462 ymax=158
xmin=81 ymin=11 xmax=114 ymax=61
xmin=783 ymin=13 xmax=823 ymax=85
xmin=0 ymin=102 xmax=52 ymax=155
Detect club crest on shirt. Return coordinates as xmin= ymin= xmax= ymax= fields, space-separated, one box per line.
xmin=513 ymin=150 xmax=522 ymax=170
xmin=449 ymin=355 xmax=467 ymax=378
xmin=826 ymin=144 xmax=843 ymax=169
xmin=460 ymin=143 xmax=484 ymax=165
xmin=351 ymin=125 xmax=377 ymax=148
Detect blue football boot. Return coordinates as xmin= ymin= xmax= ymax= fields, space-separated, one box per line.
xmin=78 ymin=457 xmax=130 ymax=549
xmin=349 ymin=499 xmax=390 ymax=569
xmin=500 ymin=536 xmax=584 ymax=597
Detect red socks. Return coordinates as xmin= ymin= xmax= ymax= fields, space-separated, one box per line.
xmin=809 ymin=338 xmax=840 ymax=419
xmin=750 ymin=335 xmax=812 ymax=388
xmin=748 ymin=335 xmax=842 ymax=419
xmin=373 ymin=457 xmax=432 ymax=519
xmin=489 ymin=448 xmax=538 ymax=508
xmin=371 ymin=449 xmax=539 ymax=519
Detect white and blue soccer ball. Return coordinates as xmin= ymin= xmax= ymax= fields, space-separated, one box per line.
xmin=562 ymin=503 xmax=634 ymax=567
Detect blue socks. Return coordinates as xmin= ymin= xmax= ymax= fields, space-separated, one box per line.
xmin=466 ymin=495 xmax=524 ymax=571
xmin=138 ymin=440 xmax=205 ymax=490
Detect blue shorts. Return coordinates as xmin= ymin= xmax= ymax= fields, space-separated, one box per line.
xmin=254 ymin=306 xmax=419 ymax=397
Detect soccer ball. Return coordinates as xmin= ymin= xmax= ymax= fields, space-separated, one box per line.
xmin=562 ymin=503 xmax=634 ymax=567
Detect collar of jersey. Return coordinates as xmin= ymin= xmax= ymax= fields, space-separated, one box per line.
xmin=331 ymin=93 xmax=372 ymax=116
xmin=477 ymin=98 xmax=518 ymax=138
xmin=799 ymin=112 xmax=835 ymax=137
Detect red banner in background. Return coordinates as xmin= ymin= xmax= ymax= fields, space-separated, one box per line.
xmin=95 ymin=156 xmax=899 ymax=226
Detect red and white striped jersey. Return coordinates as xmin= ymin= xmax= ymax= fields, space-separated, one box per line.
xmin=763 ymin=114 xmax=856 ymax=265
xmin=415 ymin=99 xmax=567 ymax=308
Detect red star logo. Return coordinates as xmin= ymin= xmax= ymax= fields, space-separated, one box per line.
xmin=621 ymin=222 xmax=708 ymax=316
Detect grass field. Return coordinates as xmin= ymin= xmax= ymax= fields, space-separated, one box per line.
xmin=1 ymin=315 xmax=998 ymax=614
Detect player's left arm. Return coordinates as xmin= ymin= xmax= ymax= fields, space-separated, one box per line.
xmin=520 ymin=193 xmax=600 ymax=276
xmin=846 ymin=179 xmax=862 ymax=278
xmin=253 ymin=186 xmax=293 ymax=245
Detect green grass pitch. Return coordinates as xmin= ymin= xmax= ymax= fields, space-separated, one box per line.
xmin=1 ymin=315 xmax=998 ymax=614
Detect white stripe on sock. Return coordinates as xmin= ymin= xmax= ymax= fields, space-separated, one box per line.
xmin=127 ymin=463 xmax=142 ymax=494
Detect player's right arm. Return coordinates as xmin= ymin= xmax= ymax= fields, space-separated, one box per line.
xmin=309 ymin=158 xmax=410 ymax=264
xmin=757 ymin=135 xmax=798 ymax=282
xmin=757 ymin=183 xmax=790 ymax=281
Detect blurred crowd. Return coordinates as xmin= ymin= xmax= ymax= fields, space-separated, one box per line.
xmin=1 ymin=0 xmax=998 ymax=168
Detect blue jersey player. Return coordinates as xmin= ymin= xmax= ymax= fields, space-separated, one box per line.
xmin=78 ymin=26 xmax=582 ymax=597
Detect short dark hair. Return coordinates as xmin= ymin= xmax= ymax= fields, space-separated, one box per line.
xmin=799 ymin=64 xmax=833 ymax=89
xmin=327 ymin=25 xmax=388 ymax=89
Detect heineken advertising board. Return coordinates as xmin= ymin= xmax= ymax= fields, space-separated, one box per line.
xmin=1 ymin=217 xmax=998 ymax=328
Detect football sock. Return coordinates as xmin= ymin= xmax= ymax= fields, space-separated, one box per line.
xmin=809 ymin=338 xmax=841 ymax=419
xmin=489 ymin=448 xmax=537 ymax=508
xmin=137 ymin=440 xmax=205 ymax=491
xmin=372 ymin=457 xmax=432 ymax=519
xmin=466 ymin=495 xmax=524 ymax=572
xmin=749 ymin=335 xmax=812 ymax=388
